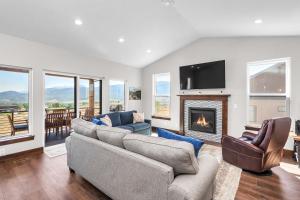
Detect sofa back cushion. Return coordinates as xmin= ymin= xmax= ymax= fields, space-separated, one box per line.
xmin=71 ymin=118 xmax=98 ymax=139
xmin=108 ymin=112 xmax=122 ymax=127
xmin=97 ymin=126 xmax=131 ymax=148
xmin=123 ymin=134 xmax=199 ymax=175
xmin=120 ymin=111 xmax=135 ymax=125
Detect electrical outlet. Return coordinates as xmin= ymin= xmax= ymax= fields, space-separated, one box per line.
xmin=0 ymin=148 xmax=6 ymax=156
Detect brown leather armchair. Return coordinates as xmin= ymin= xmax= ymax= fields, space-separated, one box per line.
xmin=222 ymin=117 xmax=291 ymax=173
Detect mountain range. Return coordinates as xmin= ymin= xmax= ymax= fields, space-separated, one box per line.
xmin=0 ymin=86 xmax=102 ymax=104
xmin=0 ymin=82 xmax=167 ymax=105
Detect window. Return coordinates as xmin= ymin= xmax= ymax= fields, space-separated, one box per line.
xmin=0 ymin=66 xmax=31 ymax=138
xmin=247 ymin=58 xmax=290 ymax=126
xmin=79 ymin=78 xmax=102 ymax=118
xmin=94 ymin=80 xmax=102 ymax=115
xmin=152 ymin=73 xmax=171 ymax=119
xmin=109 ymin=80 xmax=125 ymax=112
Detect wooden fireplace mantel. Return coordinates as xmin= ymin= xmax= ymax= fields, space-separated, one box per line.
xmin=178 ymin=94 xmax=230 ymax=138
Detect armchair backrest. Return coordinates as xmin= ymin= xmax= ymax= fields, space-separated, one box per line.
xmin=259 ymin=117 xmax=291 ymax=153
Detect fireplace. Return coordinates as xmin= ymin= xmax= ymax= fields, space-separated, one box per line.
xmin=179 ymin=94 xmax=230 ymax=143
xmin=188 ymin=107 xmax=216 ymax=134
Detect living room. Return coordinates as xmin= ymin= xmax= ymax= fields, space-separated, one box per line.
xmin=0 ymin=1 xmax=300 ymax=200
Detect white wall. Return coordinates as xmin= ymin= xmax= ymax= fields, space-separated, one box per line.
xmin=142 ymin=37 xmax=300 ymax=150
xmin=0 ymin=33 xmax=142 ymax=155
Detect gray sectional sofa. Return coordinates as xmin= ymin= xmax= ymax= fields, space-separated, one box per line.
xmin=66 ymin=119 xmax=219 ymax=200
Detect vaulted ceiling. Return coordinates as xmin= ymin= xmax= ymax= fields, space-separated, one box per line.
xmin=0 ymin=0 xmax=299 ymax=68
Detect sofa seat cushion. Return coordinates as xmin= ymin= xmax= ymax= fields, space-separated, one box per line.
xmin=117 ymin=125 xmax=134 ymax=132
xmin=71 ymin=118 xmax=98 ymax=139
xmin=123 ymin=134 xmax=199 ymax=175
xmin=120 ymin=111 xmax=135 ymax=125
xmin=97 ymin=126 xmax=131 ymax=148
xmin=127 ymin=122 xmax=150 ymax=132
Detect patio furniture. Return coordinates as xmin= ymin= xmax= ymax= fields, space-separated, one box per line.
xmin=7 ymin=115 xmax=28 ymax=136
xmin=45 ymin=111 xmax=76 ymax=137
xmin=45 ymin=112 xmax=65 ymax=136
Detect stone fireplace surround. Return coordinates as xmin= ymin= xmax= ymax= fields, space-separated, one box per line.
xmin=178 ymin=94 xmax=230 ymax=143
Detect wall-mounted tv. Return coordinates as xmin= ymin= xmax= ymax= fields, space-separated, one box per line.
xmin=180 ymin=60 xmax=225 ymax=90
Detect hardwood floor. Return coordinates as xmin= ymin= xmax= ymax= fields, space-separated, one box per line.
xmin=236 ymin=167 xmax=300 ymax=200
xmin=0 ymin=151 xmax=111 ymax=200
xmin=0 ymin=150 xmax=300 ymax=200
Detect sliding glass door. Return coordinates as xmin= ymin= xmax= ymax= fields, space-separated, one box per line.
xmin=44 ymin=74 xmax=77 ymax=146
xmin=44 ymin=73 xmax=103 ymax=147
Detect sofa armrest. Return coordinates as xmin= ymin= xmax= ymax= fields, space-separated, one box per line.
xmin=168 ymin=155 xmax=219 ymax=200
xmin=222 ymin=136 xmax=264 ymax=158
xmin=65 ymin=136 xmax=72 ymax=167
xmin=144 ymin=119 xmax=151 ymax=125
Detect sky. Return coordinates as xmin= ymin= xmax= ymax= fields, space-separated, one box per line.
xmin=45 ymin=75 xmax=75 ymax=88
xmin=0 ymin=72 xmax=102 ymax=93
xmin=0 ymin=71 xmax=28 ymax=92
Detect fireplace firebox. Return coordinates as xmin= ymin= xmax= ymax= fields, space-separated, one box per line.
xmin=188 ymin=107 xmax=216 ymax=134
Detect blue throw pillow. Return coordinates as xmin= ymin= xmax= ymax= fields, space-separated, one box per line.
xmin=91 ymin=118 xmax=107 ymax=126
xmin=107 ymin=112 xmax=122 ymax=127
xmin=120 ymin=111 xmax=134 ymax=125
xmin=157 ymin=128 xmax=204 ymax=157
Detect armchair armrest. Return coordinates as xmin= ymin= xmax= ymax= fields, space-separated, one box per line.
xmin=242 ymin=131 xmax=257 ymax=140
xmin=222 ymin=136 xmax=264 ymax=158
xmin=144 ymin=119 xmax=151 ymax=125
xmin=245 ymin=125 xmax=260 ymax=131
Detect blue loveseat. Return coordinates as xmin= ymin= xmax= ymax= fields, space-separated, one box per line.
xmin=95 ymin=111 xmax=151 ymax=135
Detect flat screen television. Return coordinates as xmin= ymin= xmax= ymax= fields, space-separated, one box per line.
xmin=180 ymin=60 xmax=225 ymax=90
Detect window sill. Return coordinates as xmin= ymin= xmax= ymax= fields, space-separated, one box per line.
xmin=0 ymin=134 xmax=35 ymax=146
xmin=151 ymin=116 xmax=171 ymax=120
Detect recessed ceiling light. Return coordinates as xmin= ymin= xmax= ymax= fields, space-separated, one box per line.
xmin=254 ymin=19 xmax=263 ymax=24
xmin=118 ymin=37 xmax=125 ymax=43
xmin=146 ymin=49 xmax=152 ymax=53
xmin=161 ymin=0 xmax=175 ymax=6
xmin=74 ymin=19 xmax=83 ymax=26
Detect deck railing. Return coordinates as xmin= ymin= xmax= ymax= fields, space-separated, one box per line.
xmin=0 ymin=110 xmax=29 ymax=137
xmin=0 ymin=107 xmax=101 ymax=137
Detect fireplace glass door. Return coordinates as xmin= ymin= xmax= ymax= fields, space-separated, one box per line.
xmin=188 ymin=107 xmax=216 ymax=134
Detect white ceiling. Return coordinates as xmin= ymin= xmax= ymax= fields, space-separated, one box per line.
xmin=0 ymin=0 xmax=299 ymax=68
